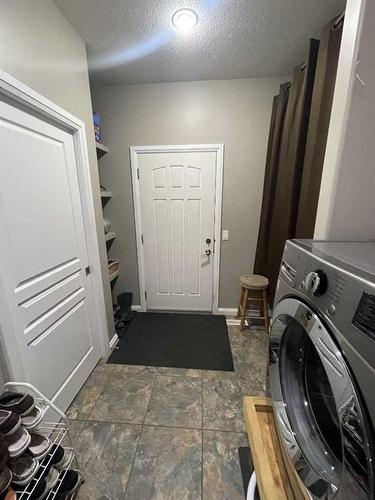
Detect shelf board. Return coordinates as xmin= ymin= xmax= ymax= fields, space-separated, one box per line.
xmin=109 ymin=270 xmax=119 ymax=282
xmin=100 ymin=190 xmax=112 ymax=198
xmin=96 ymin=141 xmax=109 ymax=159
xmin=105 ymin=231 xmax=116 ymax=242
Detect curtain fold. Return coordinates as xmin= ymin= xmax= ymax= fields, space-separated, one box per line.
xmin=253 ymin=83 xmax=290 ymax=277
xmin=295 ymin=15 xmax=344 ymax=237
xmin=254 ymin=38 xmax=320 ymax=299
xmin=254 ymin=14 xmax=344 ymax=302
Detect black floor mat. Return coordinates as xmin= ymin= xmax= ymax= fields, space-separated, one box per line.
xmin=107 ymin=312 xmax=234 ymax=371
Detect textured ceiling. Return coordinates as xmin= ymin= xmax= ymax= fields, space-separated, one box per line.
xmin=54 ymin=0 xmax=346 ymax=86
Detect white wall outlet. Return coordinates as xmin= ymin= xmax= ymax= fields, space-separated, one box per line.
xmin=222 ymin=230 xmax=229 ymax=241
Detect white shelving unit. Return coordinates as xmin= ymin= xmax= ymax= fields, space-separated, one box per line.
xmin=105 ymin=231 xmax=116 ymax=242
xmin=109 ymin=269 xmax=119 ymax=282
xmin=95 ymin=141 xmax=120 ymax=296
xmin=4 ymin=382 xmax=82 ymax=499
xmin=95 ymin=141 xmax=109 ymax=159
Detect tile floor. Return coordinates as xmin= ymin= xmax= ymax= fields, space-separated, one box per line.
xmin=67 ymin=324 xmax=268 ymax=500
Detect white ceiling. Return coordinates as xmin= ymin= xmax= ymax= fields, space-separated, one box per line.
xmin=54 ymin=0 xmax=346 ymax=86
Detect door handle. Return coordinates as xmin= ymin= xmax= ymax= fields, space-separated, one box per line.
xmin=202 ymin=249 xmax=211 ymax=257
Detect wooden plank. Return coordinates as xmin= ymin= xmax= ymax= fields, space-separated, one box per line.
xmin=273 ymin=422 xmax=310 ymax=500
xmin=243 ymin=396 xmax=295 ymax=500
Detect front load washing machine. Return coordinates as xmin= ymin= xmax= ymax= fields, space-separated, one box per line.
xmin=269 ymin=240 xmax=375 ymax=499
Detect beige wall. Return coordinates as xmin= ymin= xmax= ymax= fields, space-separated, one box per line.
xmin=92 ymin=77 xmax=285 ymax=308
xmin=0 ymin=0 xmax=115 ymax=341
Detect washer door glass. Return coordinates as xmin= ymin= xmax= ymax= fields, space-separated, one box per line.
xmin=280 ymin=321 xmax=342 ymax=489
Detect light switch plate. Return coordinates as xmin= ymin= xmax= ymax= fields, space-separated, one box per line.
xmin=222 ymin=230 xmax=229 ymax=241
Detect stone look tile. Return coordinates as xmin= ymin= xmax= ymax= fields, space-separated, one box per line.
xmin=75 ymin=420 xmax=142 ymax=499
xmin=203 ymin=378 xmax=245 ymax=432
xmin=231 ymin=340 xmax=267 ymax=368
xmin=202 ymin=370 xmax=265 ymax=399
xmin=203 ymin=430 xmax=248 ymax=500
xmin=68 ymin=323 xmax=270 ymax=498
xmin=231 ymin=343 xmax=267 ymax=396
xmin=228 ymin=324 xmax=261 ymax=339
xmin=228 ymin=327 xmax=268 ymax=355
xmin=145 ymin=375 xmax=202 ymax=428
xmin=202 ymin=369 xmax=238 ymax=382
xmin=112 ymin=364 xmax=158 ymax=375
xmin=94 ymin=358 xmax=115 ymax=373
xmin=157 ymin=367 xmax=203 ymax=379
xmin=124 ymin=426 xmax=202 ymax=500
xmin=76 ymin=485 xmax=113 ymax=500
xmin=65 ymin=419 xmax=86 ymax=443
xmin=232 ymin=342 xmax=267 ymax=372
xmin=66 ymin=371 xmax=108 ymax=420
xmin=63 ymin=419 xmax=87 ymax=451
xmin=229 ymin=326 xmax=268 ymax=396
xmin=240 ymin=375 xmax=266 ymax=397
xmin=89 ymin=373 xmax=154 ymax=424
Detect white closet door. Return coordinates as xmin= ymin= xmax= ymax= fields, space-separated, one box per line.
xmin=138 ymin=151 xmax=216 ymax=311
xmin=0 ymin=101 xmax=100 ymax=411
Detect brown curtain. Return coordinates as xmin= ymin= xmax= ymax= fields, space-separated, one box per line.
xmin=253 ymin=83 xmax=291 ymax=277
xmin=295 ymin=15 xmax=344 ymax=237
xmin=254 ymin=39 xmax=320 ymax=299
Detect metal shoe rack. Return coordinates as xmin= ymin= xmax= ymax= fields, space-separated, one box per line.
xmin=4 ymin=382 xmax=83 ymax=499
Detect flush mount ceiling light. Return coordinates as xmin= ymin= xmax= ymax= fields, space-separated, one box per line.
xmin=172 ymin=9 xmax=198 ymax=33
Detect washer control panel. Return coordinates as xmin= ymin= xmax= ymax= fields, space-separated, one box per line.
xmin=278 ymin=240 xmax=375 ymax=372
xmin=352 ymin=292 xmax=375 ymax=341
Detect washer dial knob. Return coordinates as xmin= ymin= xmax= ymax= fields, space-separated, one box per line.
xmin=305 ymin=270 xmax=328 ymax=296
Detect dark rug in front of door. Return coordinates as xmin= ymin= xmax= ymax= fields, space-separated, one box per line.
xmin=107 ymin=312 xmax=234 ymax=371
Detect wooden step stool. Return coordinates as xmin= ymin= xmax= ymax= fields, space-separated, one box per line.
xmin=237 ymin=274 xmax=269 ymax=331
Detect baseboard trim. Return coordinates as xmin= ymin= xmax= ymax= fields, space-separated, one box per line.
xmin=130 ymin=305 xmax=271 ymax=316
xmin=226 ymin=318 xmax=241 ymax=325
xmin=217 ymin=308 xmax=237 ymax=315
xmin=109 ymin=333 xmax=119 ymax=349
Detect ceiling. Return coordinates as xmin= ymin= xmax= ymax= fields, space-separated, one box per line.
xmin=54 ymin=0 xmax=346 ymax=86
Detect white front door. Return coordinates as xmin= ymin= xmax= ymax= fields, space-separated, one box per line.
xmin=137 ymin=150 xmax=217 ymax=311
xmin=0 ymin=100 xmax=100 ymax=411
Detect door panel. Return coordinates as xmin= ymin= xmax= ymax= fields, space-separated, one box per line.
xmin=187 ymin=199 xmax=201 ymax=295
xmin=171 ymin=199 xmax=184 ymax=295
xmin=154 ymin=198 xmax=169 ymax=294
xmin=0 ymin=101 xmax=100 ymax=411
xmin=138 ymin=151 xmax=216 ymax=310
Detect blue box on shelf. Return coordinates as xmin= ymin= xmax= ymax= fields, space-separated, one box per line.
xmin=93 ymin=112 xmax=102 ymax=142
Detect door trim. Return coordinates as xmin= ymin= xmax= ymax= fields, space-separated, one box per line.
xmin=0 ymin=69 xmax=109 ymax=381
xmin=130 ymin=144 xmax=224 ymax=313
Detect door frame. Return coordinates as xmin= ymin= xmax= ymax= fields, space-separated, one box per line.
xmin=0 ymin=69 xmax=109 ymax=382
xmin=130 ymin=144 xmax=224 ymax=313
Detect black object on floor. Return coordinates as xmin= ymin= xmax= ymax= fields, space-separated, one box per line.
xmin=107 ymin=312 xmax=234 ymax=371
xmin=238 ymin=446 xmax=260 ymax=499
xmin=116 ymin=311 xmax=137 ymax=339
xmin=117 ymin=292 xmax=133 ymax=312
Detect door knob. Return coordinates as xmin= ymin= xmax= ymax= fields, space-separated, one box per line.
xmin=202 ymin=249 xmax=211 ymax=256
